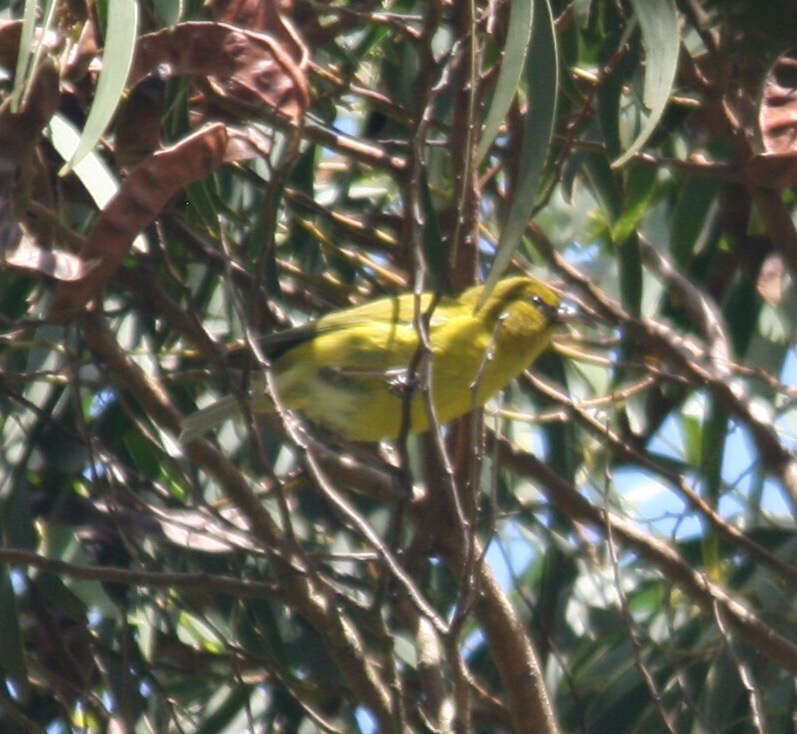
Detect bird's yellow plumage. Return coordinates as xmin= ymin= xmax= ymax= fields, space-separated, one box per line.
xmin=180 ymin=275 xmax=562 ymax=442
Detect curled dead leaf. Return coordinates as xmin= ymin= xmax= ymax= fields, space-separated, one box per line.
xmin=51 ymin=123 xmax=254 ymax=318
xmin=759 ymin=49 xmax=797 ymax=155
xmin=130 ymin=22 xmax=309 ymax=121
xmin=756 ymin=252 xmax=788 ymax=306
xmin=3 ymin=237 xmax=98 ymax=281
xmin=745 ymin=151 xmax=797 ymax=188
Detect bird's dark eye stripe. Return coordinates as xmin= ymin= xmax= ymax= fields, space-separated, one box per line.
xmin=530 ymin=293 xmax=558 ymax=319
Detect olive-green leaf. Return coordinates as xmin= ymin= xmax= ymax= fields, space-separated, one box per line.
xmin=476 ymin=0 xmax=534 ymax=164
xmin=480 ymin=0 xmax=558 ymax=305
xmin=60 ymin=0 xmax=139 ymax=174
xmin=612 ymin=0 xmax=679 ymax=169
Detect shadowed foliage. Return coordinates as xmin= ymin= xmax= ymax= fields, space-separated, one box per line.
xmin=1 ymin=1 xmax=796 ymax=732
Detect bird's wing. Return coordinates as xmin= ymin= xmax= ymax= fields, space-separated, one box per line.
xmin=256 ymin=316 xmax=394 ymax=361
xmin=259 ymin=291 xmax=456 ymax=360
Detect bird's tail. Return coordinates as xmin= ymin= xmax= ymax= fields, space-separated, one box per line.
xmin=179 ymin=395 xmax=242 ymax=444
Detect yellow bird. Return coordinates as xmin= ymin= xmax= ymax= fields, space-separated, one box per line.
xmin=179 ymin=275 xmax=564 ymax=443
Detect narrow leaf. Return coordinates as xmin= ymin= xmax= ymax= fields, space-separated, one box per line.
xmin=0 ymin=566 xmax=28 ymax=701
xmin=481 ymin=0 xmax=558 ymax=304
xmin=611 ymin=164 xmax=657 ymax=244
xmin=422 ymin=171 xmax=450 ymax=294
xmin=60 ymin=0 xmax=139 ymax=174
xmin=48 ymin=113 xmax=121 ymax=208
xmin=10 ymin=0 xmax=38 ymax=112
xmin=612 ymin=0 xmax=679 ymax=168
xmin=11 ymin=0 xmax=57 ymax=113
xmin=476 ymin=0 xmax=534 ymax=164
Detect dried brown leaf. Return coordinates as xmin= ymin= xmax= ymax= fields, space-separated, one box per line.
xmin=756 ymin=252 xmax=788 ymax=306
xmin=2 ymin=237 xmax=95 ymax=281
xmin=114 ymin=75 xmax=167 ymax=169
xmin=51 ymin=123 xmax=245 ymax=318
xmin=760 ymin=49 xmax=797 ymax=155
xmin=0 ymin=20 xmax=24 ymax=68
xmin=130 ymin=22 xmax=309 ymax=121
xmin=745 ymin=151 xmax=797 ymax=188
xmin=210 ymin=0 xmax=296 ymax=37
xmin=0 ymin=58 xmax=65 ymax=281
xmin=0 ymin=58 xmax=60 ymax=167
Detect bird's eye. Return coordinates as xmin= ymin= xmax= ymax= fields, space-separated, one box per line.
xmin=530 ymin=293 xmax=559 ymax=321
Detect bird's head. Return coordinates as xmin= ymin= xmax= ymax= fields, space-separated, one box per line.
xmin=472 ymin=276 xmax=563 ymax=334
